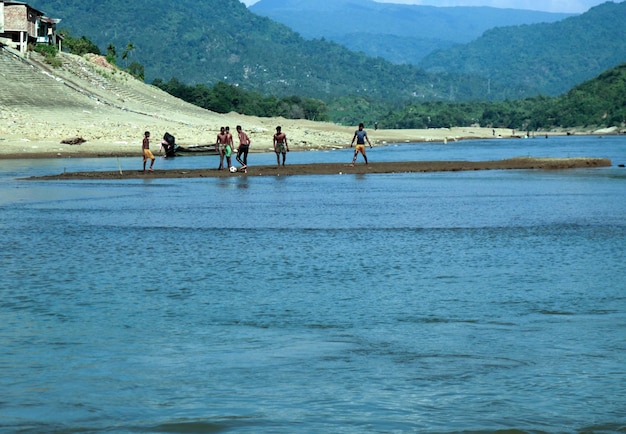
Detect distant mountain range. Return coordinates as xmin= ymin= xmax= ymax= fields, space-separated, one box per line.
xmin=419 ymin=1 xmax=626 ymax=96
xmin=30 ymin=0 xmax=626 ymax=102
xmin=250 ymin=0 xmax=572 ymax=64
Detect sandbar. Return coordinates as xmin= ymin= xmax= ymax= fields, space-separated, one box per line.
xmin=28 ymin=158 xmax=612 ymax=180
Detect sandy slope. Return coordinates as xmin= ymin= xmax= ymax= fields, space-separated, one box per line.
xmin=0 ymin=50 xmax=538 ymax=159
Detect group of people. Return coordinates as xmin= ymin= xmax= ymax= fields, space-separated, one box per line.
xmin=215 ymin=125 xmax=252 ymax=172
xmin=141 ymin=123 xmax=374 ymax=172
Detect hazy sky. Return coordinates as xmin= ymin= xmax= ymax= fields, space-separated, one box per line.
xmin=240 ymin=0 xmax=612 ymax=13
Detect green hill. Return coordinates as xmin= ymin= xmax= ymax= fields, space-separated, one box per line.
xmin=548 ymin=62 xmax=626 ymax=128
xmin=419 ymin=1 xmax=626 ymax=96
xmin=377 ymin=62 xmax=626 ymax=130
xmin=31 ymin=0 xmax=508 ymax=102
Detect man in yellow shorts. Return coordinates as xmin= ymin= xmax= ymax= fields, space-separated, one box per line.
xmin=350 ymin=123 xmax=372 ymax=166
xmin=142 ymin=131 xmax=155 ymax=172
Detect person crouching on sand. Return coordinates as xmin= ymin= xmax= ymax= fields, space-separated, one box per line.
xmin=350 ymin=122 xmax=372 ymax=166
xmin=142 ymin=131 xmax=155 ymax=172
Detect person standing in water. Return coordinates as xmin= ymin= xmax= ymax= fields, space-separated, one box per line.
xmin=142 ymin=131 xmax=155 ymax=172
xmin=273 ymin=126 xmax=289 ymax=166
xmin=350 ymin=123 xmax=372 ymax=166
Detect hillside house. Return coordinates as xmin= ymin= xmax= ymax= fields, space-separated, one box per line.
xmin=0 ymin=1 xmax=61 ymax=55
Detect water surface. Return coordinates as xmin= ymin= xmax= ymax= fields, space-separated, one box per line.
xmin=1 ymin=136 xmax=625 ymax=433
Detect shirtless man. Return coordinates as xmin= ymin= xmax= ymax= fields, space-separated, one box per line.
xmin=350 ymin=122 xmax=372 ymax=166
xmin=273 ymin=126 xmax=289 ymax=166
xmin=224 ymin=126 xmax=234 ymax=169
xmin=216 ymin=126 xmax=228 ymax=170
xmin=142 ymin=131 xmax=155 ymax=172
xmin=236 ymin=125 xmax=251 ymax=171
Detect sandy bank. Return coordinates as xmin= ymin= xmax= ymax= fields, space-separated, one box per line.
xmin=0 ymin=124 xmax=543 ymax=160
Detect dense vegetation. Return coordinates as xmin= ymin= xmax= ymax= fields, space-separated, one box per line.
xmin=378 ymin=64 xmax=626 ymax=130
xmin=153 ymin=78 xmax=329 ymax=121
xmin=32 ymin=43 xmax=62 ymax=67
xmin=33 ymin=0 xmax=625 ymax=102
xmin=61 ymin=31 xmax=101 ymax=56
xmin=420 ymin=1 xmax=626 ymax=96
xmin=33 ymin=0 xmax=522 ymax=102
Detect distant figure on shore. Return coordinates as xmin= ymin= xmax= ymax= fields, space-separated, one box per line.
xmin=236 ymin=125 xmax=251 ymax=172
xmin=350 ymin=122 xmax=372 ymax=166
xmin=273 ymin=126 xmax=289 ymax=166
xmin=142 ymin=131 xmax=155 ymax=172
xmin=216 ymin=127 xmax=227 ymax=170
xmin=374 ymin=121 xmax=378 ymax=130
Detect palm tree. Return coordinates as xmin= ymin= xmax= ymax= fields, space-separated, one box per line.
xmin=121 ymin=42 xmax=135 ymax=68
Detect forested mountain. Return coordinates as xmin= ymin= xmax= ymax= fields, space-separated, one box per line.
xmin=250 ymin=0 xmax=571 ymax=64
xmin=31 ymin=0 xmax=508 ymax=102
xmin=419 ymin=1 xmax=626 ymax=96
xmin=548 ymin=62 xmax=626 ymax=128
xmin=377 ymin=63 xmax=626 ymax=130
xmin=30 ymin=0 xmax=626 ymax=106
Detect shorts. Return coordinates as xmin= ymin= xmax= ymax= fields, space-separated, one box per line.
xmin=225 ymin=145 xmax=232 ymax=157
xmin=275 ymin=142 xmax=286 ymax=153
xmin=143 ymin=149 xmax=154 ymax=161
xmin=355 ymin=144 xmax=366 ymax=154
xmin=217 ymin=143 xmax=225 ymax=153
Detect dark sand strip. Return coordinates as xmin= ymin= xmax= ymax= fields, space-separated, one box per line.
xmin=28 ymin=158 xmax=612 ymax=180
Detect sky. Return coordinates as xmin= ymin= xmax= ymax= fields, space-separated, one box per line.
xmin=239 ymin=0 xmax=612 ymax=14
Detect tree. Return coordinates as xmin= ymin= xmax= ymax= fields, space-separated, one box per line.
xmin=60 ymin=30 xmax=101 ymax=56
xmin=127 ymin=62 xmax=145 ymax=81
xmin=106 ymin=44 xmax=117 ymax=66
xmin=121 ymin=42 xmax=135 ymax=67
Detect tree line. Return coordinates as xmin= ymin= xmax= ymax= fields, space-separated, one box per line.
xmin=152 ymin=78 xmax=329 ymax=122
xmin=376 ymin=64 xmax=626 ymax=131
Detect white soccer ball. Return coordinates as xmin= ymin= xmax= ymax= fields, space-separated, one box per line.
xmin=229 ymin=166 xmax=237 ymax=173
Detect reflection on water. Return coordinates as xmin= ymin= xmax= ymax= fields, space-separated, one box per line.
xmin=1 ymin=136 xmax=625 ymax=433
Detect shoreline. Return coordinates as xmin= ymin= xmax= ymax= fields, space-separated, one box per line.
xmin=1 ymin=130 xmax=619 ymax=160
xmin=27 ymin=158 xmax=612 ymax=180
